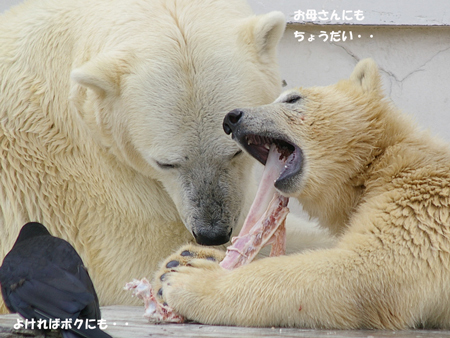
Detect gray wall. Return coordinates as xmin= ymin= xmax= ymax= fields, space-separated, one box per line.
xmin=0 ymin=0 xmax=18 ymax=13
xmin=248 ymin=0 xmax=450 ymax=143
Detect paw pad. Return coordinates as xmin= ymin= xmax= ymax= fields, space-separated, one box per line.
xmin=166 ymin=260 xmax=180 ymax=268
xmin=180 ymin=250 xmax=194 ymax=257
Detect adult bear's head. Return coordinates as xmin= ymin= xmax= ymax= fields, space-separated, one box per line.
xmin=70 ymin=5 xmax=286 ymax=245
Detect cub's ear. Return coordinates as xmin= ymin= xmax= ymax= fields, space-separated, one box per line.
xmin=241 ymin=11 xmax=286 ymax=63
xmin=350 ymin=58 xmax=382 ymax=93
xmin=71 ymin=52 xmax=134 ymax=96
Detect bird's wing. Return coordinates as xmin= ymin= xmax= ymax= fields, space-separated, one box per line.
xmin=7 ymin=263 xmax=95 ymax=319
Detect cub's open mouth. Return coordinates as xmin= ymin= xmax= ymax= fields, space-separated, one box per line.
xmin=219 ymin=133 xmax=303 ymax=270
xmin=238 ymin=134 xmax=303 ymax=188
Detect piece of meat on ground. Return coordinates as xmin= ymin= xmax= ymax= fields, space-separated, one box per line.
xmin=125 ymin=278 xmax=184 ymax=323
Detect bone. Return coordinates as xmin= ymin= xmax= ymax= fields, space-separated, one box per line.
xmin=238 ymin=144 xmax=288 ymax=236
xmin=219 ymin=193 xmax=289 ymax=270
xmin=219 ymin=144 xmax=290 ymax=269
xmin=268 ymin=217 xmax=287 ymax=257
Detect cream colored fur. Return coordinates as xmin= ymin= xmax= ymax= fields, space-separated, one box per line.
xmin=0 ymin=0 xmax=288 ymax=311
xmin=157 ymin=59 xmax=450 ymax=329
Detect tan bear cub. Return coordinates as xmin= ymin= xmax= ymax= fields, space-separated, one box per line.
xmin=155 ymin=59 xmax=450 ymax=329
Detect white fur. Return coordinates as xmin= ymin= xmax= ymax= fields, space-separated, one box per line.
xmin=0 ymin=0 xmax=287 ymax=310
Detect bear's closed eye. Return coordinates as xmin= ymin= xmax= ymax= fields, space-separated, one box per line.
xmin=284 ymin=95 xmax=302 ymax=104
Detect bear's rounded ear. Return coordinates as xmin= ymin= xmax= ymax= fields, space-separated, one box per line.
xmin=242 ymin=11 xmax=286 ymax=63
xmin=349 ymin=58 xmax=382 ymax=94
xmin=71 ymin=52 xmax=132 ymax=96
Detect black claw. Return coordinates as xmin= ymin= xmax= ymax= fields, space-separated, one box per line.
xmin=206 ymin=256 xmax=216 ymax=261
xmin=160 ymin=273 xmax=167 ymax=281
xmin=166 ymin=260 xmax=180 ymax=268
xmin=157 ymin=288 xmax=163 ymax=297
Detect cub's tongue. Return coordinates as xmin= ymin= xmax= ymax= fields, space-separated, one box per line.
xmin=220 ymin=144 xmax=290 ymax=270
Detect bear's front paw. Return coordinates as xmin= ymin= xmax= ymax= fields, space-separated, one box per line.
xmin=126 ymin=244 xmax=226 ymax=322
xmin=152 ymin=244 xmax=225 ymax=306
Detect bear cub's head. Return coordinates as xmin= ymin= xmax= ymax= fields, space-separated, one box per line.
xmin=224 ymin=59 xmax=399 ymax=223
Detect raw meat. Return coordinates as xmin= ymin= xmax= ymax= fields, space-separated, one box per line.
xmin=124 ymin=278 xmax=184 ymax=323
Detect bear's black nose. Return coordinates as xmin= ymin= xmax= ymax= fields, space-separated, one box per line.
xmin=192 ymin=227 xmax=232 ymax=246
xmin=223 ymin=109 xmax=244 ymax=135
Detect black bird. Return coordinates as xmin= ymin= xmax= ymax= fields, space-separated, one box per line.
xmin=0 ymin=222 xmax=112 ymax=338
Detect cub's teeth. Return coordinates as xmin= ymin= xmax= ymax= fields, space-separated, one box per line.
xmin=264 ymin=144 xmax=270 ymax=150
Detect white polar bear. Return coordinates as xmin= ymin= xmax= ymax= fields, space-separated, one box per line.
xmin=0 ymin=0 xmax=287 ymax=309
